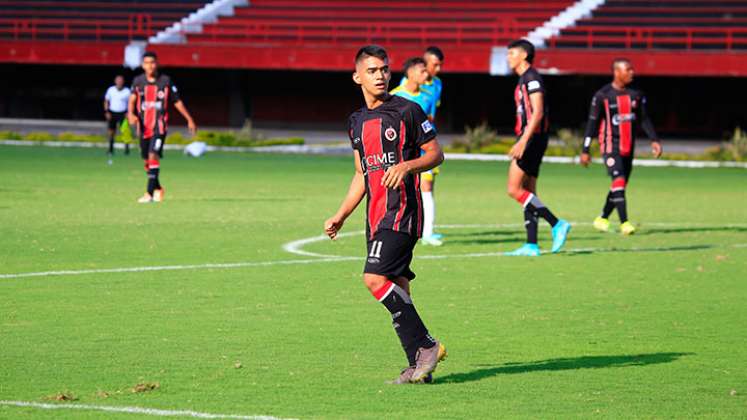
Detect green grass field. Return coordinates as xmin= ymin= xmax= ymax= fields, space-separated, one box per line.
xmin=1 ymin=145 xmax=746 ymax=419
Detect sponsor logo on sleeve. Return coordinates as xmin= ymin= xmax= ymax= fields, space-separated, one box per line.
xmin=421 ymin=120 xmax=433 ymax=133
xmin=527 ymin=80 xmax=541 ymax=91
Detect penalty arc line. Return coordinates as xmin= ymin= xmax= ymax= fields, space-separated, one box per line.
xmin=0 ymin=400 xmax=298 ymax=420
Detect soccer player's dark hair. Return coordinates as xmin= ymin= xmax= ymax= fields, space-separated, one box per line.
xmin=355 ymin=45 xmax=388 ymax=65
xmin=142 ymin=51 xmax=158 ymax=61
xmin=425 ymin=46 xmax=444 ymax=61
xmin=508 ymin=39 xmax=535 ymax=64
xmin=612 ymin=58 xmax=632 ymax=71
xmin=402 ymin=57 xmax=426 ymax=75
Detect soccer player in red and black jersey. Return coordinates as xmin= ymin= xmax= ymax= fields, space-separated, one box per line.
xmin=504 ymin=39 xmax=571 ymax=257
xmin=580 ymin=58 xmax=663 ymax=235
xmin=127 ymin=51 xmax=196 ymax=203
xmin=324 ymin=45 xmax=447 ymax=384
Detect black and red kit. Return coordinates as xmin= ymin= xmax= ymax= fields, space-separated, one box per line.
xmin=348 ymin=94 xmax=437 ymax=241
xmin=514 ymin=67 xmax=550 ymax=137
xmin=131 ymin=73 xmax=180 ymax=141
xmin=513 ymin=66 xmax=550 ymax=177
xmin=583 ymin=84 xmax=657 ymax=157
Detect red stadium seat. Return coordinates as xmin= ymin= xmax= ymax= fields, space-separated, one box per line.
xmin=548 ymin=0 xmax=747 ymax=50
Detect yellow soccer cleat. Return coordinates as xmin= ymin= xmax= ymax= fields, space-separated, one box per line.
xmin=620 ymin=221 xmax=637 ymax=235
xmin=137 ymin=193 xmax=153 ymax=204
xmin=593 ymin=216 xmax=610 ymax=232
xmin=153 ymin=188 xmax=165 ymax=203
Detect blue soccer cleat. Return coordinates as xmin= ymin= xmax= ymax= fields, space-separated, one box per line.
xmin=551 ymin=220 xmax=572 ymax=253
xmin=504 ymin=243 xmax=541 ymax=257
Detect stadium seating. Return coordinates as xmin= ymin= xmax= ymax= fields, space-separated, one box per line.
xmin=0 ymin=0 xmax=206 ymax=42
xmin=186 ymin=1 xmax=575 ymax=48
xmin=549 ymin=0 xmax=747 ymax=50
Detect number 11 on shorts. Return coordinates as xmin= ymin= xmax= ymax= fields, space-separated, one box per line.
xmin=369 ymin=241 xmax=383 ymax=258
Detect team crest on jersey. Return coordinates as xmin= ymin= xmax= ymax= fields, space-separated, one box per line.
xmin=606 ymin=157 xmax=616 ymax=167
xmin=157 ymin=91 xmax=165 ymax=99
xmin=632 ymin=100 xmax=638 ymax=108
xmin=384 ymin=126 xmax=397 ymax=142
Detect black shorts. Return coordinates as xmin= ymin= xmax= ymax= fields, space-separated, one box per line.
xmin=516 ymin=133 xmax=548 ymax=178
xmin=364 ymin=230 xmax=418 ymax=281
xmin=107 ymin=111 xmax=126 ymax=130
xmin=604 ymin=154 xmax=633 ymax=181
xmin=140 ymin=135 xmax=166 ymax=160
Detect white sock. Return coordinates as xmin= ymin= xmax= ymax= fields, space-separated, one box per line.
xmin=422 ymin=191 xmax=435 ymax=238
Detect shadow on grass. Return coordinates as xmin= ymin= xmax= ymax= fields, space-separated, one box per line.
xmin=435 ymin=352 xmax=693 ymax=384
xmin=563 ymin=244 xmax=713 ymax=256
xmin=637 ymin=226 xmax=747 ymax=236
xmin=448 ymin=235 xmax=605 ymax=246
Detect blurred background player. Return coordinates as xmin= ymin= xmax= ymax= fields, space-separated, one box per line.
xmin=580 ymin=58 xmax=663 ymax=235
xmin=400 ymin=46 xmax=445 ymax=245
xmin=127 ymin=51 xmax=196 ymax=204
xmin=504 ymin=39 xmax=571 ymax=257
xmin=325 ymin=45 xmax=446 ymax=384
xmin=391 ymin=57 xmax=441 ymax=246
xmin=103 ymin=75 xmax=131 ymax=163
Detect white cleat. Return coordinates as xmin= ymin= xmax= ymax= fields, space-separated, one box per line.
xmin=421 ymin=236 xmax=443 ymax=246
xmin=137 ymin=193 xmax=153 ymax=204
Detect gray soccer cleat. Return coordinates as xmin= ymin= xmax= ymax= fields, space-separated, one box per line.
xmin=386 ymin=366 xmax=432 ymax=385
xmin=409 ymin=341 xmax=447 ymax=383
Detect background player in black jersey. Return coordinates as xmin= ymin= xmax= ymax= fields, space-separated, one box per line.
xmin=324 ymin=45 xmax=447 ymax=384
xmin=504 ymin=39 xmax=571 ymax=257
xmin=580 ymin=58 xmax=662 ymax=235
xmin=127 ymin=51 xmax=196 ymax=203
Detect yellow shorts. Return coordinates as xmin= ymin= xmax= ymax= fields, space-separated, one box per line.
xmin=422 ymin=166 xmax=440 ymax=181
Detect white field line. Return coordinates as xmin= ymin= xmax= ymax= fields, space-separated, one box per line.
xmin=2 ymin=223 xmax=746 ymax=281
xmin=281 ymin=231 xmax=361 ymax=258
xmin=0 ymin=400 xmax=296 ymax=420
xmin=0 ymin=257 xmax=356 ymax=280
xmin=2 ymin=139 xmax=746 ymax=169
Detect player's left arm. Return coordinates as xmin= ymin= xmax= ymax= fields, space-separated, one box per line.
xmin=381 ymin=139 xmax=443 ymax=189
xmin=639 ymin=94 xmax=662 ymax=158
xmin=510 ymin=91 xmax=544 ymax=160
xmin=168 ymin=81 xmax=196 ymax=135
xmin=173 ymin=100 xmax=196 ymax=136
xmin=381 ymin=106 xmax=443 ymax=189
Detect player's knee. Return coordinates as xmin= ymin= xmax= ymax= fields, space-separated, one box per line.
xmin=363 ymin=273 xmax=388 ymax=293
xmin=507 ymin=184 xmax=522 ymax=200
xmin=611 ymin=177 xmax=626 ymax=192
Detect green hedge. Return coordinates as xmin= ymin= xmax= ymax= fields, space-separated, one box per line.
xmin=0 ymin=130 xmax=304 ymax=148
xmin=444 ymin=125 xmax=746 ymax=162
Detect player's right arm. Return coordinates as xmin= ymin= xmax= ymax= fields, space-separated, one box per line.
xmin=581 ymin=91 xmax=602 ymax=167
xmin=103 ymin=88 xmax=111 ymax=121
xmin=325 ymin=151 xmax=366 ymax=240
xmin=127 ymin=90 xmax=138 ymax=126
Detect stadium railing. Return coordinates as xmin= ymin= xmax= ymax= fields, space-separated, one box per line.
xmin=548 ymin=26 xmax=747 ymax=50
xmin=1 ymin=15 xmax=154 ymax=41
xmin=187 ymin=19 xmax=523 ymax=47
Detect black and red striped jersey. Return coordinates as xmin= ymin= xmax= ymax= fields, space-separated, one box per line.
xmin=348 ymin=94 xmax=437 ymax=240
xmin=514 ymin=66 xmax=550 ymax=136
xmin=583 ymin=84 xmax=658 ymax=157
xmin=131 ymin=73 xmax=180 ymax=139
